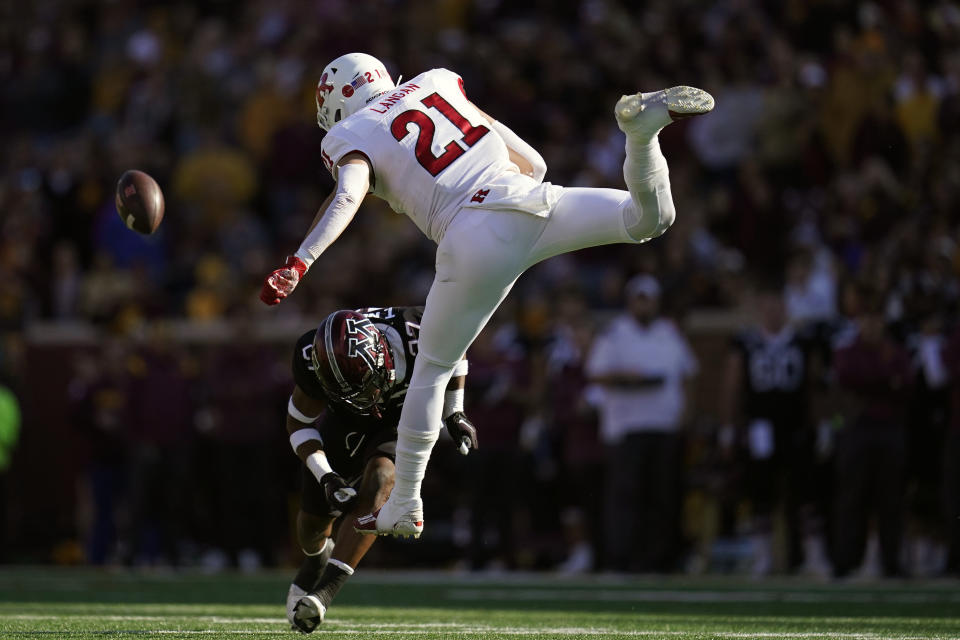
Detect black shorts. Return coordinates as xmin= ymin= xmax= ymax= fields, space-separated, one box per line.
xmin=300 ymin=413 xmax=397 ymax=517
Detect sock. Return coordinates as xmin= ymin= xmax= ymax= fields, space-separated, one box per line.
xmin=313 ymin=559 xmax=354 ymax=608
xmin=293 ymin=538 xmax=333 ymax=591
xmin=391 ymin=360 xmax=453 ymax=502
xmin=614 ymin=91 xmax=676 ymax=241
xmin=621 ymin=136 xmax=675 ymax=240
xmin=392 ymin=426 xmax=440 ymax=502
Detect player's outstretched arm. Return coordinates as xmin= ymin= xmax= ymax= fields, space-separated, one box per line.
xmin=471 ymin=103 xmax=547 ymax=183
xmin=260 ymin=155 xmax=372 ymax=305
xmin=287 ymin=385 xmax=358 ymax=515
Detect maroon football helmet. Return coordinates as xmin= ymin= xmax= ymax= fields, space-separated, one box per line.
xmin=311 ymin=310 xmax=396 ymax=416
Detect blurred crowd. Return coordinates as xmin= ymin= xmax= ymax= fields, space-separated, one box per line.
xmin=2 ymin=0 xmax=960 ymax=577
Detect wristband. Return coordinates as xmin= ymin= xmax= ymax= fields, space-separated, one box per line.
xmin=306 ymin=451 xmax=334 ymax=483
xmin=289 ymin=428 xmax=322 ymax=453
xmin=452 ymin=359 xmax=469 ymax=377
xmin=443 ymin=388 xmax=464 ymax=419
xmin=288 ymin=396 xmax=320 ymax=424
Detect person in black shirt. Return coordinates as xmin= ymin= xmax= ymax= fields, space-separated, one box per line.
xmin=721 ymin=286 xmax=825 ymax=575
xmin=284 ymin=306 xmax=478 ymax=633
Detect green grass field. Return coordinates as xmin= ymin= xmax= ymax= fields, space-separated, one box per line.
xmin=0 ymin=568 xmax=958 ymax=639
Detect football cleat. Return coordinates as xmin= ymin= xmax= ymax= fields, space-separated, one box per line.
xmin=615 ymin=86 xmax=715 ymax=137
xmin=286 ymin=584 xmax=308 ymax=628
xmin=353 ymin=497 xmax=423 ymax=539
xmin=291 ymin=594 xmax=326 ymax=634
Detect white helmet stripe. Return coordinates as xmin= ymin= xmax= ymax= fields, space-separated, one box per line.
xmin=323 ymin=312 xmax=349 ymax=390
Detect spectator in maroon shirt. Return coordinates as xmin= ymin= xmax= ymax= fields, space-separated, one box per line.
xmin=122 ymin=328 xmax=199 ymax=566
xmin=194 ymin=317 xmax=288 ymax=569
xmin=831 ymin=289 xmax=912 ymax=578
xmin=69 ymin=341 xmax=131 ymax=565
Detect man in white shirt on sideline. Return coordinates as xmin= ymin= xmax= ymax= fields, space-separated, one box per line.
xmin=585 ymin=274 xmax=698 ymax=572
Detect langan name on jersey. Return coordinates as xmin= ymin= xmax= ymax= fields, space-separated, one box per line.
xmin=368 ymin=83 xmax=421 ymax=114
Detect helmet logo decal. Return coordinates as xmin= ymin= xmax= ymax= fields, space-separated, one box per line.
xmin=314 ymin=309 xmax=396 ymax=416
xmin=345 ymin=317 xmax=382 ymax=370
xmin=350 ymin=73 xmax=369 ymax=90
xmin=342 ymin=84 xmax=354 ymax=97
xmin=316 ymin=72 xmax=335 ymax=108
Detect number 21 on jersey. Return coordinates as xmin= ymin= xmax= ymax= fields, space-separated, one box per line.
xmin=390 ymin=93 xmax=489 ymax=177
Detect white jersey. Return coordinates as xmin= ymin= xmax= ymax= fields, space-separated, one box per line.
xmin=320 ymin=68 xmax=557 ymax=243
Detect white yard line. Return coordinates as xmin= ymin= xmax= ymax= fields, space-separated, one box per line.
xmin=446 ymin=588 xmax=960 ymax=604
xmin=0 ymin=630 xmax=951 ymax=639
xmin=1 ymin=617 xmax=956 ymax=639
xmin=2 ymin=615 xmax=170 ymax=621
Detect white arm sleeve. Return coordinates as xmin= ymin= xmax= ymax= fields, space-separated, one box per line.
xmin=488 ymin=119 xmax=547 ymax=183
xmin=294 ymin=162 xmax=371 ymax=268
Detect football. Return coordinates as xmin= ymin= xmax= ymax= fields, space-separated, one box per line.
xmin=115 ymin=169 xmax=165 ymax=235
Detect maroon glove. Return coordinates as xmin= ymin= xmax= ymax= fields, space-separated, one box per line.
xmin=260 ymin=255 xmax=307 ymax=306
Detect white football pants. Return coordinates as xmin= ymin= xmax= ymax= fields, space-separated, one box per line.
xmin=391 ymin=184 xmax=656 ymax=501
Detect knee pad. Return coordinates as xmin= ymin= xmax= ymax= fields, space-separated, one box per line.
xmin=648 ymin=181 xmax=676 ymax=238
xmin=621 ymin=182 xmax=676 ymax=241
xmin=397 ymin=425 xmax=439 ymax=445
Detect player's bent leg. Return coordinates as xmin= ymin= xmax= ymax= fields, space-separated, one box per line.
xmin=288 ymin=512 xmax=335 ymax=631
xmin=621 ymin=173 xmax=675 ymax=241
xmin=616 ymin=86 xmax=714 ymax=241
xmin=357 ymin=360 xmax=455 ymax=538
xmin=358 ymin=214 xmax=534 ymax=537
xmin=295 ymin=457 xmax=395 ymax=633
xmin=364 ymin=312 xmax=512 ymax=538
xmin=527 ymin=187 xmax=639 ymax=265
xmin=297 ymin=511 xmax=334 ymax=556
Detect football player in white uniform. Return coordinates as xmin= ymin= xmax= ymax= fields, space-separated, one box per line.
xmin=260 ymin=52 xmax=715 ymax=538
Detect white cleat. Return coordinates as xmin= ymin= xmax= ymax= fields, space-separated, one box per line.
xmin=286 ymin=584 xmax=307 ymax=628
xmin=291 ymin=594 xmax=326 ymax=634
xmin=615 ymin=86 xmax=715 ymax=136
xmin=353 ymin=496 xmax=423 ymax=539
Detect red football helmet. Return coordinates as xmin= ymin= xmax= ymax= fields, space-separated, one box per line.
xmin=311 ymin=310 xmax=396 ymax=416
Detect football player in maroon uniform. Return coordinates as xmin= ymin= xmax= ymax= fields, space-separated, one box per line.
xmin=284 ymin=307 xmax=477 ymax=633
